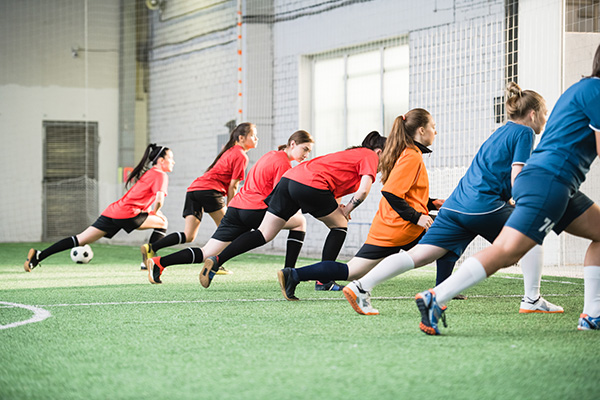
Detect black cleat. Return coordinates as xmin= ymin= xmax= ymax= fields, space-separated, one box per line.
xmin=147 ymin=257 xmax=164 ymax=284
xmin=277 ymin=268 xmax=300 ymax=301
xmin=24 ymin=249 xmax=41 ymax=272
xmin=200 ymin=256 xmax=220 ymax=288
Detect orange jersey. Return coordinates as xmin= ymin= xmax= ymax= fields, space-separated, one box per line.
xmin=187 ymin=145 xmax=248 ymax=195
xmin=102 ymin=166 xmax=168 ymax=219
xmin=366 ymin=147 xmax=429 ymax=247
xmin=228 ymin=150 xmax=291 ymax=210
xmin=283 ymin=147 xmax=378 ymax=198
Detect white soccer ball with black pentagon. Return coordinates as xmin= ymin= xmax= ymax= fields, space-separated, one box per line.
xmin=70 ymin=244 xmax=94 ymax=264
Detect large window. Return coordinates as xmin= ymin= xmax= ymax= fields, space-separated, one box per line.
xmin=312 ymin=39 xmax=409 ymax=156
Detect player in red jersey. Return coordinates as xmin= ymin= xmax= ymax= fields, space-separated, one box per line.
xmin=140 ymin=123 xmax=258 ymax=270
xmin=277 ymin=109 xmax=451 ymax=302
xmin=199 ymin=131 xmax=387 ymax=292
xmin=24 ymin=144 xmax=174 ymax=271
xmin=145 ymin=130 xmax=314 ymax=284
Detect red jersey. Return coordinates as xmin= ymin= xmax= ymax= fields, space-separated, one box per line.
xmin=229 ymin=150 xmax=291 ymax=210
xmin=187 ymin=145 xmax=248 ymax=195
xmin=102 ymin=166 xmax=169 ymax=219
xmin=366 ymin=147 xmax=429 ymax=247
xmin=283 ymin=147 xmax=378 ymax=198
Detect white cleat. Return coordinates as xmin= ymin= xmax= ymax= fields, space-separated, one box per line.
xmin=343 ymin=281 xmax=379 ymax=315
xmin=519 ymin=296 xmax=564 ymax=313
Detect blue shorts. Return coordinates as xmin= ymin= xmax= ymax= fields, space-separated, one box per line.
xmin=506 ymin=167 xmax=594 ymax=244
xmin=419 ymin=205 xmax=514 ymax=262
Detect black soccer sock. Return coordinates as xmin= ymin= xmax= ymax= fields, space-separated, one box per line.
xmin=435 ymin=259 xmax=457 ymax=286
xmin=149 ymin=228 xmax=167 ymax=244
xmin=217 ymin=230 xmax=267 ymax=265
xmin=321 ymin=227 xmax=347 ymax=261
xmin=151 ymin=232 xmax=187 ymax=252
xmin=284 ymin=230 xmax=305 ymax=268
xmin=295 ymin=260 xmax=349 ymax=282
xmin=39 ymin=236 xmax=79 ymax=261
xmin=160 ymin=247 xmax=204 ymax=268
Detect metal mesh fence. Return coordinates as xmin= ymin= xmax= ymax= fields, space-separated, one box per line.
xmin=2 ymin=0 xmax=600 ymax=277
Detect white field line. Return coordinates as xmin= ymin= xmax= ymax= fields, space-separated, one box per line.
xmin=0 ymin=293 xmax=580 ymax=310
xmin=0 ymin=274 xmax=582 ymax=320
xmin=0 ymin=301 xmax=52 ymax=330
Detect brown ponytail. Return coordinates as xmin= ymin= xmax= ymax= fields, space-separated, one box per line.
xmin=277 ymin=130 xmax=314 ymax=150
xmin=379 ymin=108 xmax=431 ymax=184
xmin=505 ymin=82 xmax=544 ymax=120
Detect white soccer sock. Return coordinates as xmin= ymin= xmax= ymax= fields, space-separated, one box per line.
xmin=583 ymin=266 xmax=600 ymax=317
xmin=434 ymin=257 xmax=487 ymax=305
xmin=358 ymin=251 xmax=415 ymax=292
xmin=521 ymin=245 xmax=543 ymax=301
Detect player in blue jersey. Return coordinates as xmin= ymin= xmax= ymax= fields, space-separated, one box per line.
xmin=342 ymin=82 xmax=563 ymax=317
xmin=415 ymin=44 xmax=600 ymax=334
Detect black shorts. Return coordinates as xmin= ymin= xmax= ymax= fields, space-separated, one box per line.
xmin=183 ymin=190 xmax=226 ymax=221
xmin=266 ymin=178 xmax=338 ymax=220
xmin=354 ymin=232 xmax=424 ymax=260
xmin=211 ymin=207 xmax=267 ymax=242
xmin=91 ymin=213 xmax=148 ymax=239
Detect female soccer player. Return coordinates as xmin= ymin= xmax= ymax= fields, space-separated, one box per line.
xmin=199 ymin=131 xmax=387 ymax=291
xmin=24 ymin=144 xmax=174 ymax=271
xmin=343 ymin=83 xmax=563 ymax=319
xmin=145 ymin=130 xmax=314 ymax=284
xmin=415 ymin=49 xmax=600 ymax=334
xmin=140 ymin=122 xmax=258 ymax=268
xmin=277 ymin=109 xmax=451 ymax=302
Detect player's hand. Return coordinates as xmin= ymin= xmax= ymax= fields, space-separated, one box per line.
xmin=340 ymin=204 xmax=352 ymax=220
xmin=432 ymin=199 xmax=445 ymax=209
xmin=417 ymin=214 xmax=434 ymax=230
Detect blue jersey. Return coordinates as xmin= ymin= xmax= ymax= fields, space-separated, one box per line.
xmin=442 ymin=121 xmax=534 ymax=214
xmin=526 ymin=77 xmax=600 ymax=190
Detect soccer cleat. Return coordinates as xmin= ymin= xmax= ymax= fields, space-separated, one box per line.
xmin=215 ymin=266 xmax=233 ymax=275
xmin=577 ymin=313 xmax=600 ymax=330
xmin=277 ymin=268 xmax=300 ymax=301
xmin=146 ymin=257 xmax=164 ymax=284
xmin=315 ymin=280 xmax=345 ymax=291
xmin=140 ymin=262 xmax=147 ymax=270
xmin=199 ymin=256 xmax=219 ymax=288
xmin=519 ymin=296 xmax=564 ymax=313
xmin=140 ymin=243 xmax=155 ymax=269
xmin=343 ymin=281 xmax=379 ymax=315
xmin=24 ymin=249 xmax=41 ymax=272
xmin=415 ymin=289 xmax=447 ymax=335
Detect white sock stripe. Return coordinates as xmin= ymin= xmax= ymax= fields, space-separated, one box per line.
xmin=187 ymin=247 xmax=195 ymax=264
xmin=177 ymin=232 xmax=185 ymax=244
xmin=287 ymin=238 xmax=304 ymax=244
xmin=331 ymin=228 xmax=347 ymax=232
xmin=154 ymin=230 xmax=166 ymax=237
xmin=71 ymin=236 xmax=78 ymax=247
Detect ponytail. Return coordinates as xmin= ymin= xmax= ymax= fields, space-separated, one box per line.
xmin=126 ymin=143 xmax=169 ymax=188
xmin=206 ymin=122 xmax=255 ymax=172
xmin=380 ymin=108 xmax=431 ymax=184
xmin=277 ymin=129 xmax=314 ymax=150
xmin=505 ymin=82 xmax=544 ymax=120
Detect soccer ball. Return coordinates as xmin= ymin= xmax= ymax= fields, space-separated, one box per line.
xmin=70 ymin=244 xmax=94 ymax=264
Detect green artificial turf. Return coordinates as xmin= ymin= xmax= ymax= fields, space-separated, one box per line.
xmin=0 ymin=242 xmax=598 ymax=399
